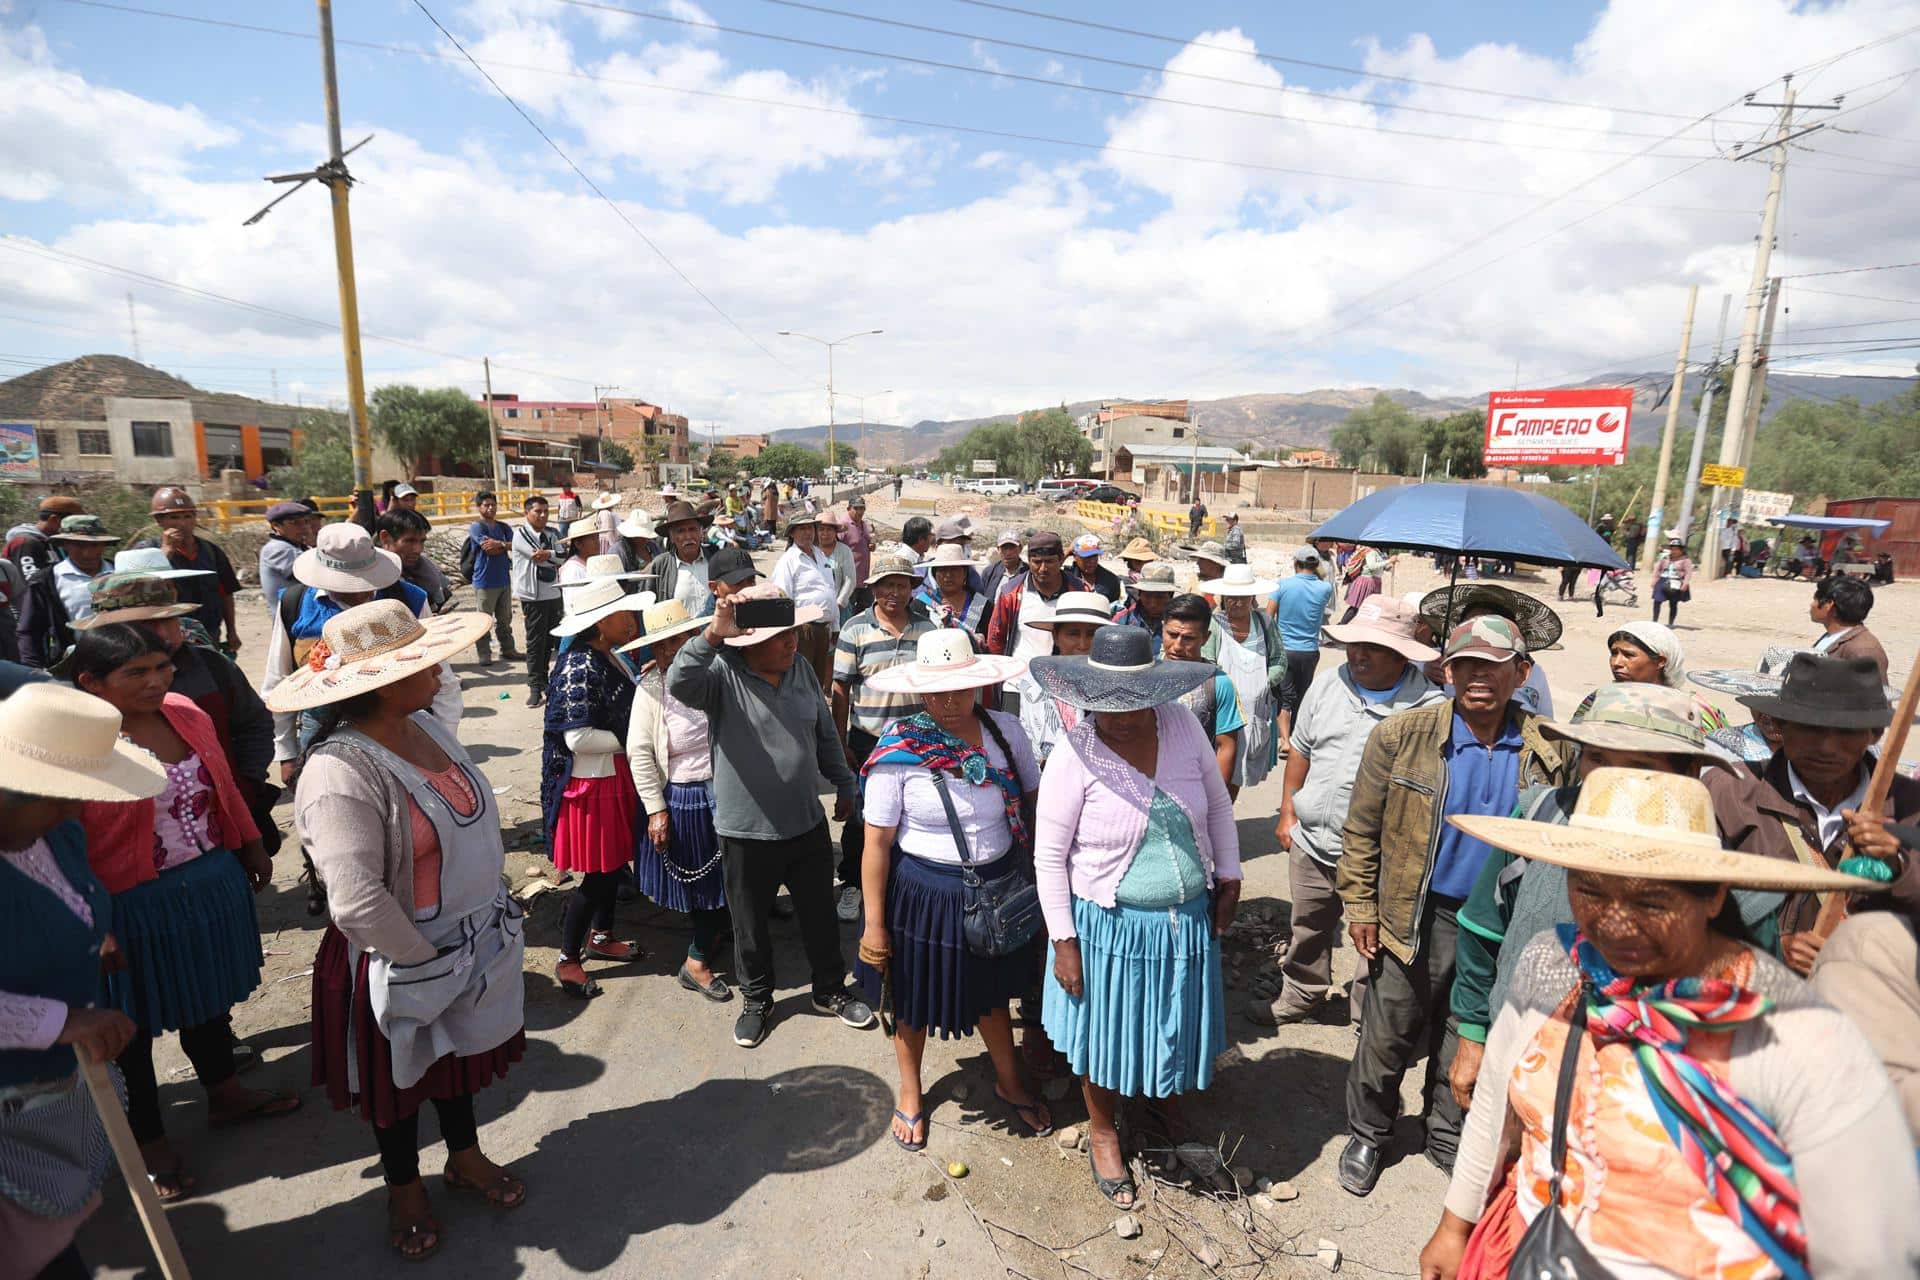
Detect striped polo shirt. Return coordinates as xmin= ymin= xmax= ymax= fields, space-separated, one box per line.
xmin=833 ymin=602 xmax=939 ymax=735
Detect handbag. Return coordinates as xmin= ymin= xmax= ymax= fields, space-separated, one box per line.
xmin=1508 ymin=992 xmax=1610 ymax=1280
xmin=931 ymin=773 xmax=1044 ymax=958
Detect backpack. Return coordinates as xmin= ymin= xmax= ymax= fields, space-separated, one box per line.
xmin=458 ymin=528 xmax=479 ymax=585
xmin=279 ymin=582 xmax=411 ymax=666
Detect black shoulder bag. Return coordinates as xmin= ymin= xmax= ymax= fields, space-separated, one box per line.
xmin=1507 ymin=990 xmax=1609 ymax=1279
xmin=930 ymin=734 xmax=1043 ymax=958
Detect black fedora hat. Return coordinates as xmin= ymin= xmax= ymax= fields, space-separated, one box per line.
xmin=1028 ymin=624 xmax=1214 ymax=713
xmin=656 ymin=499 xmax=708 ymax=530
xmin=1736 ymin=652 xmax=1892 ymax=731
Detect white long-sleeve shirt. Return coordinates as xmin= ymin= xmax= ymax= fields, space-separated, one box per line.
xmin=771 ymin=544 xmax=839 ymax=622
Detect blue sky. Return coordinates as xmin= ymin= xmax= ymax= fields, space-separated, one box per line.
xmin=4 ymin=0 xmax=1918 ymax=429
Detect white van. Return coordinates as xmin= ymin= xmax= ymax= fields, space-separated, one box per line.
xmin=975 ymin=478 xmax=1022 ymax=497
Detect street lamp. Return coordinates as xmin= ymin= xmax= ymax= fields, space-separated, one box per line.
xmin=843 ymin=387 xmax=892 ymax=475
xmin=777 ymin=328 xmax=882 ymax=502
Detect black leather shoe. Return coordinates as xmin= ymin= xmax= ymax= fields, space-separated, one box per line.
xmin=1337 ymin=1137 xmax=1382 ymax=1196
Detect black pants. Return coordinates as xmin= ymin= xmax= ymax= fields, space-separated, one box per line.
xmin=722 ymin=821 xmax=845 ymax=1009
xmin=35 ymin=1244 xmax=87 ymax=1280
xmin=1623 ymin=537 xmax=1643 ymax=566
xmin=372 ymin=1094 xmax=479 ymax=1186
xmin=836 ymin=727 xmax=879 ymax=888
xmin=118 ymin=1019 xmax=236 ymax=1145
xmin=1281 ymin=649 xmax=1320 ymax=717
xmin=559 ymin=870 xmax=621 ymax=959
xmin=520 ymin=597 xmax=563 ymax=692
xmin=1345 ymin=897 xmax=1465 ymax=1162
xmin=1557 ymin=564 xmax=1582 ymax=599
xmin=686 ymin=908 xmax=731 ymax=964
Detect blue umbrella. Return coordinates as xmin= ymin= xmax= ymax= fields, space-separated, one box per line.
xmin=1309 ymin=483 xmax=1627 ymax=570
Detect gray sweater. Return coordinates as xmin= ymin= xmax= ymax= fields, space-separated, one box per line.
xmin=666 ymin=631 xmax=856 ymax=841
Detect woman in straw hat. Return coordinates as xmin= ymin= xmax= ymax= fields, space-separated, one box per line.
xmin=273 ymin=601 xmax=526 ymax=1260
xmin=68 ymin=624 xmax=297 ymax=1202
xmin=543 ymin=578 xmax=654 ymax=1000
xmin=621 ymin=600 xmax=734 ymax=1001
xmin=555 ymin=521 xmax=603 ymax=587
xmin=851 ymin=630 xmax=1047 ymax=1151
xmin=1420 ymin=767 xmax=1919 ymax=1280
xmin=916 ymin=542 xmax=991 ymax=639
xmin=1027 ymin=625 xmax=1242 ymax=1209
xmin=0 ymin=683 xmax=166 ymax=1277
xmin=615 ymin=508 xmax=658 ymax=576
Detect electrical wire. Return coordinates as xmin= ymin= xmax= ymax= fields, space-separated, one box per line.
xmin=1782 ymin=261 xmax=1920 ymax=279
xmin=1791 ymin=286 xmax=1920 ymax=305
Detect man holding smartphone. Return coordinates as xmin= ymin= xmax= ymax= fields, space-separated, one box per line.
xmin=668 ymin=587 xmax=875 ymax=1050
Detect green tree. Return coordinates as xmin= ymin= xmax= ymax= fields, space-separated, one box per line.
xmin=751 ymin=442 xmax=826 ymax=479
xmin=270 ymin=409 xmax=355 ymax=497
xmin=1422 ymin=411 xmax=1488 ymax=480
xmin=600 ymin=440 xmax=635 ymax=473
xmin=369 ymin=385 xmax=491 ymax=479
xmin=1328 ymin=394 xmax=1425 ymax=473
xmin=826 ymin=441 xmax=859 ymax=468
xmin=931 ymin=407 xmax=1091 ymax=485
xmin=703 ymin=446 xmax=742 ymax=482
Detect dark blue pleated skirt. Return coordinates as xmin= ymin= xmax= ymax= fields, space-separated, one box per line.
xmin=102 ymin=851 xmax=264 ymax=1036
xmin=854 ymin=847 xmax=1033 ymax=1040
xmin=634 ymin=780 xmax=728 ymax=913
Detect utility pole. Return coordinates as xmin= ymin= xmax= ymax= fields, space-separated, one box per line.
xmin=1676 ymin=295 xmax=1732 ymax=544
xmin=777 ymin=329 xmax=881 ymax=503
xmin=316 ymin=1 xmax=372 ymax=508
xmin=1189 ymin=415 xmax=1201 ymax=504
xmin=1642 ymin=285 xmax=1698 ymax=573
xmin=125 ymin=293 xmax=141 ymax=363
xmin=1702 ymin=80 xmax=1834 ymax=580
xmin=483 ymin=356 xmax=502 ymax=490
xmin=1736 ymin=277 xmax=1782 ymax=478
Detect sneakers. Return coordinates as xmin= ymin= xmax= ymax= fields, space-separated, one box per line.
xmin=812 ymin=987 xmax=877 ymax=1030
xmin=835 ymin=883 xmax=862 ymax=923
xmin=733 ymin=1004 xmax=771 ymax=1048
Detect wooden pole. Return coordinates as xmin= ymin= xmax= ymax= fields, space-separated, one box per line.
xmin=78 ymin=1050 xmax=192 ymax=1279
xmin=1813 ymin=652 xmax=1920 ymax=938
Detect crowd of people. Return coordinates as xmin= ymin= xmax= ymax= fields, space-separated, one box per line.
xmin=2 ymin=477 xmax=1918 ymax=1277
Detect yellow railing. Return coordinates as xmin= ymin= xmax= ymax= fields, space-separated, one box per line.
xmin=204 ymin=488 xmax=547 ymax=533
xmin=1072 ymin=500 xmax=1215 ymax=540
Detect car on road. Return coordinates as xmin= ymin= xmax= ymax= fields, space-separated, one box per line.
xmin=1081 ymin=484 xmax=1139 ymax=504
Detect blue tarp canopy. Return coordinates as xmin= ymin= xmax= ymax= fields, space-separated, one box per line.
xmin=1308 ymin=482 xmax=1627 ymax=570
xmin=1766 ymin=514 xmax=1891 ymax=532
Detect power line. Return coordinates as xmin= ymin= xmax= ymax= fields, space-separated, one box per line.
xmin=548 ymin=0 xmax=1735 ymax=159
xmin=1790 ymin=285 xmax=1920 ymax=305
xmin=939 ymin=0 xmax=1703 ymax=120
xmin=408 ymin=0 xmax=802 ymax=378
xmin=57 ymin=1 xmax=1751 ymax=211
xmin=1781 ymin=261 xmax=1920 ymax=279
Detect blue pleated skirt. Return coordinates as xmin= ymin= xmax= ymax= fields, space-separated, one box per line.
xmin=854 ymin=848 xmax=1033 ymax=1040
xmin=102 ymin=852 xmax=264 ymax=1036
xmin=634 ymin=781 xmax=728 ymax=913
xmin=1042 ymin=893 xmax=1224 ymax=1098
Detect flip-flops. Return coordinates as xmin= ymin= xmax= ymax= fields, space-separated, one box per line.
xmin=892 ymin=1109 xmax=928 ymax=1152
xmin=443 ymin=1165 xmax=527 ymax=1211
xmin=993 ymin=1085 xmax=1053 ymax=1137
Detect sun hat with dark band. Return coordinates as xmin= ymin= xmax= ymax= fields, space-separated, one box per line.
xmin=1027 ymin=624 xmax=1214 ymax=713
xmin=591 ymin=492 xmax=622 ymax=511
xmin=73 ymin=574 xmax=198 ymax=629
xmin=1736 ymin=652 xmax=1893 ymax=731
xmin=1420 ymin=583 xmax=1563 ymax=652
xmin=0 ymin=683 xmax=166 ymax=802
xmin=1030 ymin=590 xmax=1114 ymax=631
xmin=1197 ymin=564 xmax=1277 ymax=598
xmin=264 ymin=599 xmax=492 ymax=714
xmin=552 ymin=576 xmax=656 ymax=637
xmin=616 ymin=598 xmax=708 ymax=654
xmin=51 ymin=515 xmax=119 ymax=544
xmin=865 ymin=630 xmax=1028 ymax=695
xmin=293 ymin=523 xmax=402 ymax=594
xmin=1450 ymin=767 xmax=1881 ymax=893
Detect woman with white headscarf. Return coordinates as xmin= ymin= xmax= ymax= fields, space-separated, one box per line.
xmin=1573 ymin=620 xmax=1728 ymax=733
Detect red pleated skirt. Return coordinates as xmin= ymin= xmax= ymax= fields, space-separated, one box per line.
xmin=1458 ymin=1169 xmax=1523 ymax=1280
xmin=311 ymin=924 xmax=525 ymax=1129
xmin=551 ymin=756 xmax=638 ymax=875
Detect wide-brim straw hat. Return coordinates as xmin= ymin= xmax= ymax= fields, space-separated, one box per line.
xmin=617 ymin=598 xmax=708 ymax=654
xmin=618 ymin=509 xmax=658 ymax=539
xmin=1030 ymin=590 xmax=1114 ymax=631
xmin=1450 ymin=766 xmax=1881 ymax=893
xmin=561 ymin=553 xmax=650 ymax=587
xmin=1120 ymin=537 xmax=1157 ymax=563
xmin=1420 ymin=583 xmax=1563 ymax=652
xmin=294 ymin=524 xmax=402 ymax=593
xmin=1198 ymin=564 xmax=1277 ymax=597
xmin=866 ymin=629 xmax=1028 ymax=695
xmin=865 ymin=551 xmax=920 ymax=585
xmin=591 ymin=492 xmax=623 ymax=511
xmin=723 ymin=601 xmax=826 ymax=648
xmin=264 ymin=600 xmax=492 ymax=714
xmin=0 ymin=684 xmax=166 ymax=801
xmin=1028 ymin=624 xmax=1214 ymax=713
xmin=561 ymin=523 xmax=605 ymax=545
xmin=553 ymin=577 xmax=657 ymax=637
xmin=111 ymin=546 xmax=213 ymax=581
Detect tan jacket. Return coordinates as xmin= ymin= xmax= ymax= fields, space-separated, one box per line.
xmin=1335 ymin=697 xmax=1570 ymax=965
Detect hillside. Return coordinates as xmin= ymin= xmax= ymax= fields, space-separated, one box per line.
xmin=732 ymin=371 xmax=1914 ymax=467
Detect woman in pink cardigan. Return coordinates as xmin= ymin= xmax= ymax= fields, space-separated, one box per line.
xmin=1027 ymin=626 xmax=1243 ymax=1211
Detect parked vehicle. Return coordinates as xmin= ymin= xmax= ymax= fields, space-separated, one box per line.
xmin=1036 ymin=478 xmax=1097 ymax=501
xmin=1082 ymin=484 xmax=1139 ymax=504
xmin=975 ymin=477 xmax=1022 ymax=497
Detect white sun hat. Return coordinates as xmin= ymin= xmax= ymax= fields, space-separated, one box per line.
xmin=617 ymin=509 xmax=658 ymax=539
xmin=1031 ymin=590 xmax=1114 ymax=631
xmin=560 ymin=553 xmax=652 ymax=587
xmin=864 ymin=629 xmax=1029 ymax=695
xmin=0 ymin=683 xmax=166 ymax=801
xmin=552 ymin=576 xmax=657 ymax=637
xmin=591 ymin=491 xmax=623 ymax=511
xmin=293 ymin=523 xmax=402 ymax=594
xmin=1198 ymin=563 xmax=1278 ymax=597
xmin=264 ymin=600 xmax=493 ymax=714
xmin=112 ymin=545 xmax=214 ymax=581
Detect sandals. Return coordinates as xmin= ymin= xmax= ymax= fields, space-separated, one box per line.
xmin=993 ymin=1085 xmax=1054 ymax=1138
xmin=207 ymin=1088 xmax=302 ymax=1129
xmin=555 ymin=960 xmax=601 ymax=1000
xmin=677 ymin=964 xmax=734 ymax=1002
xmin=145 ymin=1159 xmax=197 ymax=1203
xmin=443 ymin=1163 xmax=527 ymax=1211
xmin=892 ymin=1108 xmax=928 ymax=1152
xmin=1088 ymin=1143 xmax=1136 ymax=1209
xmin=586 ymin=933 xmax=646 ymax=963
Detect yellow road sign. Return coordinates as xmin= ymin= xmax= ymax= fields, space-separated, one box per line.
xmin=1701 ymin=463 xmax=1747 ymax=488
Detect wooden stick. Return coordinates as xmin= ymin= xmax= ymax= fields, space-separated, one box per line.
xmin=77 ymin=1049 xmax=193 ymax=1280
xmin=1814 ymin=650 xmax=1920 ymax=939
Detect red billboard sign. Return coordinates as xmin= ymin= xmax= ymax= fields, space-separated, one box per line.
xmin=1484 ymin=388 xmax=1633 ymax=467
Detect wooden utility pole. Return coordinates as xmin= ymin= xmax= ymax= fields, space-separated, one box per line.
xmin=483 ymin=356 xmax=502 ymax=489
xmin=1642 ymin=286 xmax=1698 ymax=573
xmin=316 ymin=0 xmax=373 ymax=506
xmin=1736 ymin=277 xmax=1783 ymax=478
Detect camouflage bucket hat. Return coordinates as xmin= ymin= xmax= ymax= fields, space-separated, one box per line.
xmin=53 ymin=514 xmax=120 ymax=543
xmin=1442 ymin=615 xmax=1527 ymax=663
xmin=73 ymin=573 xmax=197 ymax=629
xmin=1544 ymin=682 xmax=1718 ymax=761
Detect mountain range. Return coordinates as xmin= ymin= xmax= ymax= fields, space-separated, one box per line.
xmin=730 ymin=371 xmax=1913 ymax=467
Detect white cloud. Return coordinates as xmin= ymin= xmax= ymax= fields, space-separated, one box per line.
xmin=3 ymin=0 xmax=1918 ymax=439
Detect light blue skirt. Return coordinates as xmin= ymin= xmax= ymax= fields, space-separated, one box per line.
xmin=1041 ymin=893 xmax=1225 ymax=1098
